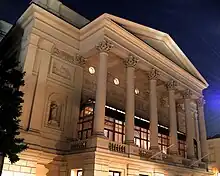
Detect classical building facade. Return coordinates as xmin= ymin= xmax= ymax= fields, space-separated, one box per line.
xmin=207 ymin=136 xmax=220 ymax=176
xmin=0 ymin=0 xmax=213 ymax=175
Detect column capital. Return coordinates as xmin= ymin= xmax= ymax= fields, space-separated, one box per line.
xmin=148 ymin=68 xmax=159 ymax=80
xmin=96 ymin=39 xmax=113 ymax=53
xmin=74 ymin=54 xmax=86 ymax=66
xmin=123 ymin=55 xmax=138 ymax=67
xmin=182 ymin=89 xmax=192 ymax=99
xmin=196 ymin=97 xmax=205 ymax=107
xmin=166 ymin=80 xmax=177 ymax=91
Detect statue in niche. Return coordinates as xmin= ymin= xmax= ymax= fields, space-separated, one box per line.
xmin=48 ymin=101 xmax=61 ymax=126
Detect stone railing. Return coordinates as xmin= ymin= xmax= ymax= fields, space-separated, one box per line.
xmin=139 ymin=149 xmax=152 ymax=158
xmin=108 ymin=142 xmax=126 ymax=153
xmin=70 ymin=139 xmax=87 ymax=150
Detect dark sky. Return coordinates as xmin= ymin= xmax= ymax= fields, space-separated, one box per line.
xmin=1 ymin=0 xmax=220 ymax=136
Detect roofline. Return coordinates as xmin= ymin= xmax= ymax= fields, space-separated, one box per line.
xmin=103 ymin=13 xmax=208 ymax=87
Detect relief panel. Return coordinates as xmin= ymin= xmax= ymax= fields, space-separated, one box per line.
xmin=48 ymin=57 xmax=75 ymax=87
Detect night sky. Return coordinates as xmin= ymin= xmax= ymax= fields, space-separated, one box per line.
xmin=1 ymin=0 xmax=220 ymax=137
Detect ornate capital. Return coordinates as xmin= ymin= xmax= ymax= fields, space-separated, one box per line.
xmin=96 ymin=40 xmax=113 ymax=53
xmin=123 ymin=55 xmax=138 ymax=67
xmin=74 ymin=54 xmax=86 ymax=66
xmin=182 ymin=89 xmax=192 ymax=99
xmin=166 ymin=80 xmax=177 ymax=91
xmin=196 ymin=97 xmax=205 ymax=107
xmin=148 ymin=68 xmax=159 ymax=80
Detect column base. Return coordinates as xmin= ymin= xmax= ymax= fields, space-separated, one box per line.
xmin=92 ymin=131 xmax=108 ymax=139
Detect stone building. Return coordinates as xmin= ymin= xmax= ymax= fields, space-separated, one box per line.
xmin=0 ymin=0 xmax=212 ymax=175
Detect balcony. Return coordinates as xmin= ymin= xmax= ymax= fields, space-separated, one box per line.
xmin=69 ymin=136 xmax=207 ymax=171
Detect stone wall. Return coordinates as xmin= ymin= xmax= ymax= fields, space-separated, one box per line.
xmin=2 ymin=158 xmax=36 ymax=176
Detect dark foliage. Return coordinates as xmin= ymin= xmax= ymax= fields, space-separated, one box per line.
xmin=0 ymin=50 xmax=27 ymax=163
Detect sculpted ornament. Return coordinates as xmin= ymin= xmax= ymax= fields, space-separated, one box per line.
xmin=166 ymin=80 xmax=177 ymax=91
xmin=123 ymin=55 xmax=138 ymax=67
xmin=182 ymin=89 xmax=192 ymax=99
xmin=196 ymin=97 xmax=205 ymax=107
xmin=48 ymin=101 xmax=61 ymax=127
xmin=52 ymin=47 xmax=85 ymax=66
xmin=96 ymin=40 xmax=113 ymax=53
xmin=148 ymin=68 xmax=159 ymax=80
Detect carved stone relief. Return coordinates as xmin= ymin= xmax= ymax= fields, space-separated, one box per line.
xmin=45 ymin=93 xmax=66 ymax=129
xmin=52 ymin=61 xmax=71 ymax=80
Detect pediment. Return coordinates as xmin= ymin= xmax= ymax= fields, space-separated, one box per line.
xmin=101 ymin=14 xmax=208 ymax=87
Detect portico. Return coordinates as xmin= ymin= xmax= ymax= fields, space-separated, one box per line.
xmin=1 ymin=1 xmax=211 ymax=175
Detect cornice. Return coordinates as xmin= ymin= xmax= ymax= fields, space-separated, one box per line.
xmin=17 ymin=4 xmax=80 ymax=41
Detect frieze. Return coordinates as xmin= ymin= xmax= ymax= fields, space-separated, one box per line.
xmin=52 ymin=47 xmax=85 ymax=66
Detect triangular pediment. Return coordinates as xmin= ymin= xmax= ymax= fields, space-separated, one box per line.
xmin=102 ymin=14 xmax=208 ymax=86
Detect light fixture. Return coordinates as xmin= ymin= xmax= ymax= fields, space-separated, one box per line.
xmin=135 ymin=88 xmax=140 ymax=95
xmin=113 ymin=78 xmax=120 ymax=85
xmin=89 ymin=67 xmax=95 ymax=74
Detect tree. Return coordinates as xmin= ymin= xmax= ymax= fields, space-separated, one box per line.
xmin=0 ymin=49 xmax=27 ymax=175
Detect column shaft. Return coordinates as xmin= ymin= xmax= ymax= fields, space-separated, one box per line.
xmin=149 ymin=78 xmax=159 ymax=150
xmin=197 ymin=99 xmax=208 ymax=162
xmin=184 ymin=98 xmax=195 ymax=159
xmin=125 ymin=66 xmax=135 ymax=144
xmin=93 ymin=52 xmax=108 ymax=136
xmin=168 ymin=89 xmax=178 ymax=154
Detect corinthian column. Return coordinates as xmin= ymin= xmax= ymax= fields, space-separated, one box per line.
xmin=183 ymin=89 xmax=195 ymax=159
xmin=197 ymin=97 xmax=208 ymax=162
xmin=93 ymin=40 xmax=113 ymax=136
xmin=124 ymin=55 xmax=138 ymax=144
xmin=166 ymin=80 xmax=178 ymax=155
xmin=148 ymin=68 xmax=160 ymax=151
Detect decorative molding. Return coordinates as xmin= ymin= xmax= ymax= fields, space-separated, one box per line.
xmin=196 ymin=97 xmax=205 ymax=107
xmin=71 ymin=140 xmax=87 ymax=150
xmin=108 ymin=142 xmax=126 ymax=153
xmin=160 ymin=97 xmax=167 ymax=108
xmin=52 ymin=47 xmax=85 ymax=66
xmin=123 ymin=55 xmax=138 ymax=67
xmin=75 ymin=54 xmax=86 ymax=66
xmin=96 ymin=39 xmax=113 ymax=53
xmin=52 ymin=62 xmax=71 ymax=80
xmin=148 ymin=68 xmax=159 ymax=80
xmin=182 ymin=89 xmax=192 ymax=99
xmin=166 ymin=80 xmax=177 ymax=91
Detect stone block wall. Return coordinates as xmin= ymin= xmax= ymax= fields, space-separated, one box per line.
xmin=2 ymin=157 xmax=36 ymax=176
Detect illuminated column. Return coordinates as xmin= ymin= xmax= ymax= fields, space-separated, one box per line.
xmin=197 ymin=97 xmax=208 ymax=162
xmin=148 ymin=68 xmax=160 ymax=151
xmin=183 ymin=89 xmax=195 ymax=159
xmin=166 ymin=80 xmax=178 ymax=155
xmin=194 ymin=112 xmax=202 ymax=159
xmin=124 ymin=55 xmax=138 ymax=144
xmin=93 ymin=40 xmax=113 ymax=136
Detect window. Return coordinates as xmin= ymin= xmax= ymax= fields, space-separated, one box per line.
xmin=158 ymin=133 xmax=169 ymax=154
xmin=77 ymin=170 xmax=82 ymax=176
xmin=104 ymin=117 xmax=125 ymax=143
xmin=178 ymin=140 xmax=186 ymax=158
xmin=134 ymin=126 xmax=150 ymax=150
xmin=78 ymin=105 xmax=94 ymax=140
xmin=109 ymin=171 xmax=120 ymax=176
xmin=194 ymin=139 xmax=198 ymax=159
